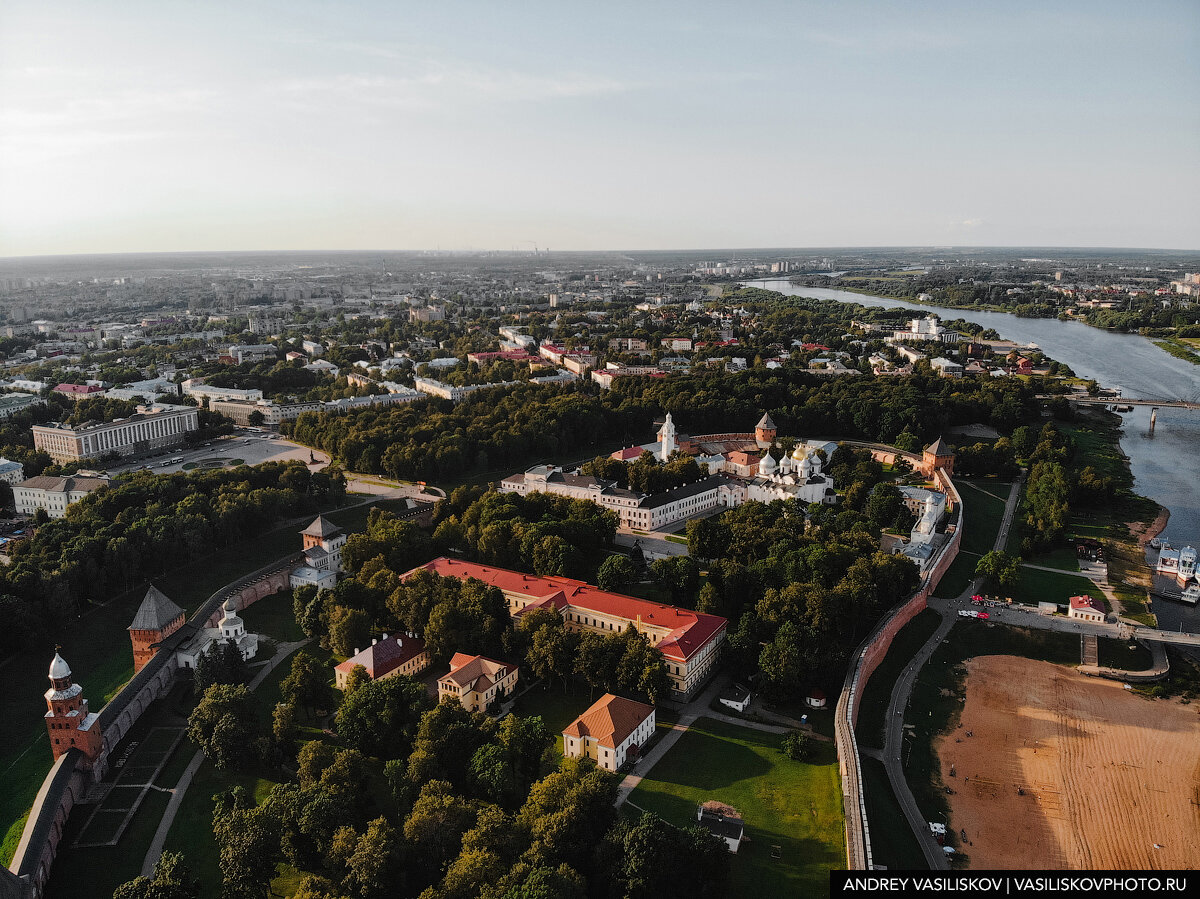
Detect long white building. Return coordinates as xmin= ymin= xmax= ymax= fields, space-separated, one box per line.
xmin=15 ymin=474 xmax=110 ymax=518
xmin=500 ymin=464 xmax=724 ymax=530
xmin=32 ymin=407 xmax=199 ymax=463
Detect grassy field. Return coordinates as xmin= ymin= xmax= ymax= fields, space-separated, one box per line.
xmin=932 ymin=478 xmax=1014 ymax=599
xmin=955 ymin=480 xmax=1009 ymax=556
xmin=1011 ymin=566 xmax=1106 ymax=608
xmin=0 ymin=495 xmax=403 ymax=866
xmin=860 ymin=756 xmax=927 ymax=870
xmin=627 ymin=718 xmax=844 ymax=898
xmin=904 ymin=620 xmax=1078 ymax=834
xmin=932 ymin=550 xmax=980 ymax=599
xmin=855 ymin=609 xmax=942 ymax=750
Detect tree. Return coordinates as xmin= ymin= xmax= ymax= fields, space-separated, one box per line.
xmin=325 ymin=605 xmax=372 ymax=658
xmin=342 ymin=816 xmax=403 ymax=899
xmin=596 ymin=554 xmax=638 ymax=592
xmin=403 ymin=780 xmax=479 ymax=887
xmin=281 ymin=650 xmax=330 ymax=718
xmin=335 ymin=674 xmax=431 ymax=759
xmin=212 ymin=801 xmax=281 ymax=899
xmin=248 ymin=410 xmax=266 ymax=427
xmin=272 ymin=701 xmax=299 ymax=756
xmin=781 ymin=730 xmax=816 ymax=761
xmin=187 ymin=684 xmax=262 ymax=771
xmin=602 ymin=812 xmax=729 ymax=899
xmin=341 ymin=664 xmax=370 ymax=696
xmin=525 ymin=621 xmax=579 ymax=692
xmin=975 ymin=550 xmax=1020 ymax=590
xmin=193 ymin=638 xmax=251 ymax=692
xmin=113 ymin=851 xmax=200 ymax=899
xmin=650 ymin=556 xmax=699 ymax=606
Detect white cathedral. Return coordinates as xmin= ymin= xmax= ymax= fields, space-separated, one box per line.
xmin=718 ymin=445 xmax=837 ymax=507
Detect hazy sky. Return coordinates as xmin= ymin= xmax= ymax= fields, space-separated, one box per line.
xmin=1 ymin=1 xmax=1197 ymax=256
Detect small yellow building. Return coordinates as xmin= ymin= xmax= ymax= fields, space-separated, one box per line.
xmin=438 ymin=653 xmax=518 ymax=712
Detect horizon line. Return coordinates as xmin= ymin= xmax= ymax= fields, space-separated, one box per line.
xmin=3 ymin=243 xmax=1200 ymax=263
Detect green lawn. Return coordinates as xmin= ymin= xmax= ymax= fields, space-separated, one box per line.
xmin=1012 ymin=566 xmax=1105 ymax=608
xmin=239 ymin=589 xmax=306 ymax=643
xmin=512 ymin=683 xmax=596 ymax=753
xmin=955 ymin=481 xmax=1008 ymax=556
xmin=860 ymin=756 xmax=927 ymax=870
xmin=932 ymin=550 xmax=979 ymax=599
xmin=628 ymin=718 xmax=844 ymax=898
xmin=855 ymin=609 xmax=942 ymax=750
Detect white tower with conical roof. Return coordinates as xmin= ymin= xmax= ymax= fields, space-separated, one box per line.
xmin=657 ymin=413 xmax=677 ymax=462
xmin=44 ymin=651 xmax=103 ymax=762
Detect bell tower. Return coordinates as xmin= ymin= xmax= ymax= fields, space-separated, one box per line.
xmin=44 ymin=650 xmax=103 ymax=763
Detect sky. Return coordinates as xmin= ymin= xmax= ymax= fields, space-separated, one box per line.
xmin=1 ymin=0 xmax=1197 ymax=256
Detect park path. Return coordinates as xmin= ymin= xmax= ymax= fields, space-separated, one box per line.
xmin=139 ymin=639 xmax=309 ymax=877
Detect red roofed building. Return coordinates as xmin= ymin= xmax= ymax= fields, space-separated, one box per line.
xmin=563 ymin=693 xmax=655 ymax=771
xmin=438 ymin=653 xmax=518 ymax=711
xmin=334 ymin=633 xmax=430 ymax=689
xmin=53 ymin=383 xmax=104 ymax=399
xmin=411 ymin=558 xmax=727 ymax=698
xmin=1068 ymin=594 xmax=1105 ymax=623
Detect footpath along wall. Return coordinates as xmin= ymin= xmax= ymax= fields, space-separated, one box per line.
xmin=836 ymin=465 xmax=963 ymax=870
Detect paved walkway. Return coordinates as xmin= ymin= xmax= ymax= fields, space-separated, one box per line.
xmin=140 ymin=639 xmax=309 ymax=877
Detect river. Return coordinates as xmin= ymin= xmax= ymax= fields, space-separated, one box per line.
xmin=748 ymin=280 xmax=1200 ymax=584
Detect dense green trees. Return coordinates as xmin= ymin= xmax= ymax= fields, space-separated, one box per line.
xmin=0 ymin=461 xmax=346 ymax=658
xmin=187 ymin=684 xmax=265 ymax=772
xmin=334 ymin=675 xmax=431 ymax=760
xmin=285 ymin=365 xmax=1044 ymax=484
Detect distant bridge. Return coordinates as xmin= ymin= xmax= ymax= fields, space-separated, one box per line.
xmin=1037 ymin=395 xmax=1200 ymax=410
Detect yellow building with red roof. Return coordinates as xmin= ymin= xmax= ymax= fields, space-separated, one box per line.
xmin=563 ymin=693 xmax=655 ymax=771
xmin=410 ymin=558 xmax=727 ymax=698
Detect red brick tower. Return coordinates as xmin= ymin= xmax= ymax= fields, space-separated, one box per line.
xmin=755 ymin=412 xmax=777 ymax=449
xmin=45 ymin=651 xmax=103 ymax=763
xmin=922 ymin=438 xmax=955 ymax=477
xmin=128 ymin=585 xmax=185 ymax=673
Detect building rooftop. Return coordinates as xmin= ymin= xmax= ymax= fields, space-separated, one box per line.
xmin=17 ymin=474 xmax=109 ymax=493
xmin=924 ymin=437 xmax=952 ymax=456
xmin=128 ymin=586 xmax=185 ymax=632
xmin=563 ymin=693 xmax=654 ymax=749
xmin=335 ymin=634 xmax=427 ymax=679
xmin=415 ymin=558 xmax=727 ymax=664
xmin=1069 ymin=594 xmax=1105 ymax=613
xmin=439 ymin=653 xmax=513 ymax=693
xmin=300 ymin=515 xmax=343 ymax=539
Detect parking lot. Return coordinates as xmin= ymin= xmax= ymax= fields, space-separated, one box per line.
xmin=104 ymin=429 xmax=331 ymax=476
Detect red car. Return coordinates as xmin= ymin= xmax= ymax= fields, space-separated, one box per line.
xmin=977 ymin=612 xmax=989 ymax=620
xmin=971 ymin=595 xmax=984 ymax=604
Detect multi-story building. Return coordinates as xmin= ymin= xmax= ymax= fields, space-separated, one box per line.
xmin=32 ymin=407 xmax=199 ymax=462
xmin=413 ymin=558 xmax=727 ymax=698
xmin=224 ymin=344 xmax=277 ymax=365
xmin=182 ymin=381 xmax=264 ymax=402
xmin=562 ymin=694 xmax=655 ymax=771
xmin=0 ymin=457 xmax=25 ymax=485
xmin=500 ymin=464 xmax=725 ymax=530
xmin=14 ymin=474 xmax=110 ymax=518
xmin=52 ymin=383 xmax=104 ymax=400
xmin=0 ymin=392 xmax=44 ymax=419
xmin=437 ymin=653 xmax=518 ymax=712
xmin=334 ymin=634 xmax=430 ymax=689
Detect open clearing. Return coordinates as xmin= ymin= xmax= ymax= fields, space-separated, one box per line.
xmin=934 ymin=655 xmax=1200 ymax=869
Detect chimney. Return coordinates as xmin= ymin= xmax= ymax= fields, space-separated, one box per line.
xmin=353 ymin=648 xmax=360 ymax=656
xmin=382 ymin=633 xmax=389 ymax=641
xmin=372 ymin=638 xmax=378 ymax=646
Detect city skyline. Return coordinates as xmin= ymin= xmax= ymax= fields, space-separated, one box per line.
xmin=2 ymin=0 xmax=1198 ymax=257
